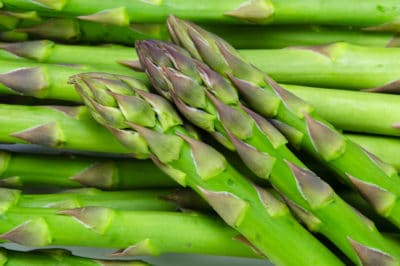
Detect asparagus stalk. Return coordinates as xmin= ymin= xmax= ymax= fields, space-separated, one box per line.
xmin=2 ymin=0 xmax=400 ymax=29
xmin=5 ymin=18 xmax=400 ymax=48
xmin=0 ymin=102 xmax=398 ymax=170
xmin=0 ymin=104 xmax=134 ymax=154
xmin=4 ymin=41 xmax=400 ymax=138
xmin=0 ymin=56 xmax=146 ymax=102
xmin=238 ymin=43 xmax=400 ymax=91
xmin=9 ymin=187 xmax=202 ymax=211
xmin=0 ymin=209 xmax=258 ymax=258
xmin=137 ymin=39 xmax=400 ymax=264
xmin=167 ymin=16 xmax=400 ymax=228
xmin=0 ymin=248 xmax=149 ymax=266
xmin=0 ymin=150 xmax=175 ymax=189
xmin=69 ymin=72 xmax=343 ymax=266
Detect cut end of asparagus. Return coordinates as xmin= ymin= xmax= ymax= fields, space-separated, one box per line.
xmin=224 ymin=0 xmax=275 ymax=24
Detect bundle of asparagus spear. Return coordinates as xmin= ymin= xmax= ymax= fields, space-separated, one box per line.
xmin=1 ymin=1 xmax=400 ymax=265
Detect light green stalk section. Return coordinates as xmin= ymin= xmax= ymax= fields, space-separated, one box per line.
xmin=137 ymin=39 xmax=400 ymax=265
xmin=0 ymin=248 xmax=149 ymax=266
xmin=284 ymin=85 xmax=400 ymax=137
xmin=2 ymin=0 xmax=400 ymax=29
xmin=239 ymin=43 xmax=400 ymax=91
xmin=12 ymin=188 xmax=195 ymax=211
xmin=0 ymin=104 xmax=131 ymax=154
xmin=0 ymin=151 xmax=175 ymax=189
xmin=347 ymin=134 xmax=400 ymax=172
xmin=0 ymin=103 xmax=397 ymax=169
xmin=167 ymin=17 xmax=400 ymax=230
xmin=0 ymin=56 xmax=146 ymax=102
xmin=3 ymin=18 xmax=400 ymax=48
xmin=69 ymin=72 xmax=343 ymax=266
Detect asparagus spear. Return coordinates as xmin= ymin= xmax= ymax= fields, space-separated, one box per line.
xmin=2 ymin=0 xmax=400 ymax=29
xmin=0 ymin=209 xmax=257 ymax=258
xmin=0 ymin=150 xmax=175 ymax=189
xmin=137 ymin=39 xmax=400 ymax=264
xmin=0 ymin=102 xmax=397 ymax=170
xmin=0 ymin=56 xmax=145 ymax=102
xmin=0 ymin=104 xmax=133 ymax=154
xmin=0 ymin=248 xmax=149 ymax=266
xmin=10 ymin=187 xmax=201 ymax=211
xmin=167 ymin=16 xmax=400 ymax=228
xmin=238 ymin=43 xmax=400 ymax=91
xmin=69 ymin=72 xmax=343 ymax=266
xmin=5 ymin=18 xmax=400 ymax=48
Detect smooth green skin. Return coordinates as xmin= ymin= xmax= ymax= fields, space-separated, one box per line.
xmin=0 ymin=151 xmax=175 ymax=189
xmin=0 ymin=207 xmax=258 ymax=258
xmin=16 ymin=188 xmax=184 ymax=211
xmin=0 ymin=58 xmax=146 ymax=102
xmin=208 ymin=25 xmax=400 ymax=49
xmin=240 ymin=43 xmax=400 ymax=90
xmin=0 ymin=104 xmax=131 ymax=154
xmin=72 ymin=74 xmax=342 ymax=266
xmin=3 ymin=0 xmax=400 ymax=27
xmin=347 ymin=134 xmax=400 ymax=172
xmin=0 ymin=248 xmax=149 ymax=266
xmin=285 ymin=85 xmax=400 ymax=137
xmin=144 ymin=44 xmax=400 ymax=263
xmin=5 ymin=18 xmax=400 ymax=48
xmin=169 ymin=19 xmax=400 ymax=228
xmin=3 ymin=41 xmax=400 ymax=138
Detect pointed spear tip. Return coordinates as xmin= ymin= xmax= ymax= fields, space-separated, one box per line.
xmin=118 ymin=60 xmax=144 ymax=72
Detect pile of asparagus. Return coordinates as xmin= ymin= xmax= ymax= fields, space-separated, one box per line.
xmin=1 ymin=1 xmax=400 ymax=265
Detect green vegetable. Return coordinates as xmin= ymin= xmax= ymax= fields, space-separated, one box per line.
xmin=2 ymin=0 xmax=400 ymax=29
xmin=167 ymin=16 xmax=400 ymax=228
xmin=137 ymin=39 xmax=400 ymax=265
xmin=0 ymin=150 xmax=175 ymax=189
xmin=0 ymin=57 xmax=145 ymax=102
xmin=0 ymin=248 xmax=149 ymax=266
xmin=10 ymin=187 xmax=203 ymax=211
xmin=69 ymin=72 xmax=343 ymax=266
xmin=0 ymin=188 xmax=258 ymax=258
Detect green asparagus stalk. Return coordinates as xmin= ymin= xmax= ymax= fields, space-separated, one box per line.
xmin=9 ymin=187 xmax=202 ymax=211
xmin=237 ymin=43 xmax=400 ymax=91
xmin=0 ymin=209 xmax=258 ymax=258
xmin=0 ymin=248 xmax=149 ymax=266
xmin=0 ymin=104 xmax=133 ymax=154
xmin=0 ymin=10 xmax=40 ymax=31
xmin=69 ymin=72 xmax=343 ymax=266
xmin=0 ymin=57 xmax=145 ymax=102
xmin=347 ymin=134 xmax=400 ymax=172
xmin=137 ymin=39 xmax=400 ymax=264
xmin=0 ymin=102 xmax=398 ymax=170
xmin=3 ymin=0 xmax=400 ymax=29
xmin=284 ymin=85 xmax=400 ymax=137
xmin=5 ymin=18 xmax=400 ymax=48
xmin=167 ymin=16 xmax=400 ymax=228
xmin=0 ymin=150 xmax=175 ymax=189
